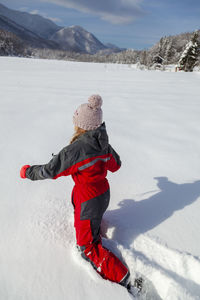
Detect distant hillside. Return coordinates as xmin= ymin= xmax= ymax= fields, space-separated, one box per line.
xmin=0 ymin=15 xmax=59 ymax=49
xmin=0 ymin=3 xmax=122 ymax=54
xmin=0 ymin=3 xmax=61 ymax=39
xmin=50 ymin=25 xmax=107 ymax=54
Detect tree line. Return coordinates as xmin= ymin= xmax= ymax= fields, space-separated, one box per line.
xmin=0 ymin=28 xmax=200 ymax=71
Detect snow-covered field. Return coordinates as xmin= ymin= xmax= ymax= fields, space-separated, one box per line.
xmin=0 ymin=57 xmax=200 ymax=300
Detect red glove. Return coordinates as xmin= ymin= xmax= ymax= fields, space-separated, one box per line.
xmin=20 ymin=165 xmax=30 ymax=179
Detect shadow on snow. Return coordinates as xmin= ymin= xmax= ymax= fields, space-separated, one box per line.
xmin=104 ymin=177 xmax=200 ymax=249
xmin=102 ymin=177 xmax=200 ymax=297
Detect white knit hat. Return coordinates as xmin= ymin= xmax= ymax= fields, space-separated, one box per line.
xmin=73 ymin=95 xmax=103 ymax=130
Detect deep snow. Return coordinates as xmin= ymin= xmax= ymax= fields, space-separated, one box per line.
xmin=0 ymin=57 xmax=200 ymax=300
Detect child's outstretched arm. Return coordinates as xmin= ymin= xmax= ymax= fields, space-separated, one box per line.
xmin=20 ymin=144 xmax=79 ymax=181
xmin=107 ymin=144 xmax=121 ymax=173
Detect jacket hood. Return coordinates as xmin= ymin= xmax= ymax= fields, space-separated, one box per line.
xmin=79 ymin=122 xmax=108 ymax=151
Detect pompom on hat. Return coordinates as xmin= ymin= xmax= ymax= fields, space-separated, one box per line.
xmin=73 ymin=95 xmax=103 ymax=130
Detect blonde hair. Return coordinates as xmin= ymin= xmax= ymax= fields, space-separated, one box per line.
xmin=70 ymin=126 xmax=87 ymax=144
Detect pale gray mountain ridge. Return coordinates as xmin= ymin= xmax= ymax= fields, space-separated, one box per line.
xmin=50 ymin=25 xmax=107 ymax=54
xmin=0 ymin=14 xmax=59 ymax=49
xmin=106 ymin=43 xmax=120 ymax=49
xmin=0 ymin=3 xmax=61 ymax=39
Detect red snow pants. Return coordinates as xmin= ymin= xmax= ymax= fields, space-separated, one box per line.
xmin=72 ymin=180 xmax=129 ymax=286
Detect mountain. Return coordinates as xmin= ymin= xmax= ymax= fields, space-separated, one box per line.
xmin=97 ymin=43 xmax=126 ymax=55
xmin=50 ymin=25 xmax=107 ymax=54
xmin=0 ymin=3 xmax=122 ymax=55
xmin=0 ymin=3 xmax=61 ymax=39
xmin=0 ymin=15 xmax=59 ymax=49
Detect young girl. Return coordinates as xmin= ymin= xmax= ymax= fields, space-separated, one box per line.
xmin=20 ymin=95 xmax=131 ymax=288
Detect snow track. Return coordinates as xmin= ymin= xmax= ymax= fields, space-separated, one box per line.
xmin=34 ymin=193 xmax=200 ymax=300
xmin=102 ymin=230 xmax=200 ymax=299
xmin=124 ymin=236 xmax=200 ymax=299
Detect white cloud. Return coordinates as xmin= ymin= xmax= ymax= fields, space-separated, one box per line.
xmin=18 ymin=3 xmax=62 ymax=23
xmin=29 ymin=9 xmax=62 ymax=23
xmin=30 ymin=10 xmax=40 ymax=15
xmin=41 ymin=0 xmax=145 ymax=24
xmin=46 ymin=16 xmax=62 ymax=22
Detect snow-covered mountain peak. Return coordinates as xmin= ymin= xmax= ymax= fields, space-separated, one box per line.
xmin=69 ymin=25 xmax=83 ymax=30
xmin=50 ymin=26 xmax=107 ymax=54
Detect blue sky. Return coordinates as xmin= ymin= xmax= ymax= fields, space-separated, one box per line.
xmin=1 ymin=0 xmax=200 ymax=49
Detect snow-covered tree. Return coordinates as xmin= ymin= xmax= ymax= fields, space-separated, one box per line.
xmin=0 ymin=29 xmax=25 ymax=56
xmin=164 ymin=40 xmax=174 ymax=64
xmin=178 ymin=31 xmax=200 ymax=72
